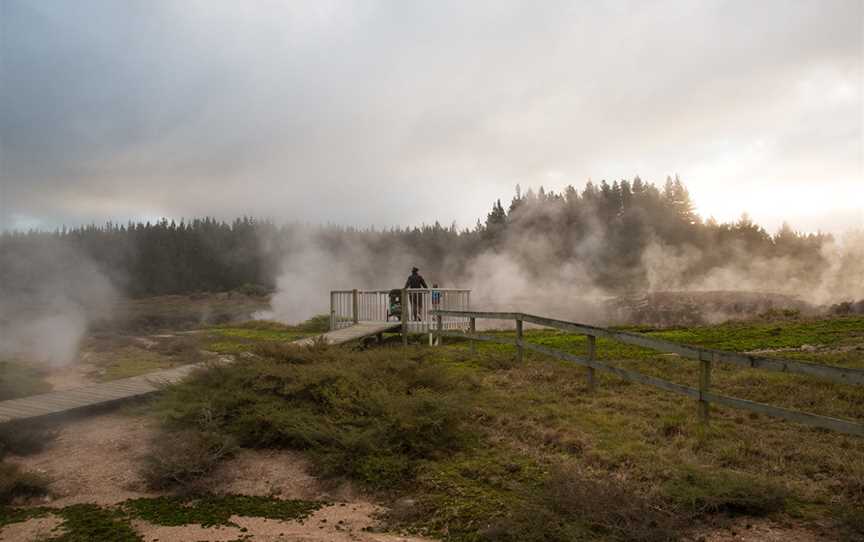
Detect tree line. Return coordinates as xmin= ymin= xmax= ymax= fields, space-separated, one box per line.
xmin=0 ymin=176 xmax=833 ymax=298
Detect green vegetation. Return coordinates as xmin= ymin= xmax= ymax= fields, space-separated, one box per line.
xmin=123 ymin=495 xmax=323 ymax=527
xmin=0 ymin=495 xmax=324 ymax=541
xmin=0 ymin=360 xmax=50 ymax=401
xmin=202 ymin=320 xmax=309 ymax=353
xmin=138 ymin=314 xmax=864 ymax=540
xmin=150 ymin=343 xmax=475 ymax=490
xmin=1 ymin=315 xmax=861 ymax=540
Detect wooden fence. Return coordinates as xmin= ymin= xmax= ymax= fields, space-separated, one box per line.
xmin=431 ymin=309 xmax=864 ymax=437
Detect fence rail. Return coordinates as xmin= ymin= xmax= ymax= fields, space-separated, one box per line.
xmin=432 ymin=309 xmax=864 ymax=438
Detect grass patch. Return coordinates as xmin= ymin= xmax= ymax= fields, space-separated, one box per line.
xmin=124 ymin=495 xmax=323 ymax=527
xmin=46 ymin=503 xmax=140 ymax=542
xmin=663 ymin=467 xmax=787 ymax=516
xmin=95 ymin=347 xmax=176 ymax=380
xmin=202 ymin=324 xmax=307 ymax=354
xmin=0 ymin=495 xmax=326 ymax=540
xmin=0 ymin=360 xmax=50 ymax=401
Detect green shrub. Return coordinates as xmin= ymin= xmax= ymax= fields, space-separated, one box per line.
xmin=152 ymin=344 xmax=474 ymax=490
xmin=0 ymin=462 xmax=49 ymax=504
xmin=663 ymin=467 xmax=787 ymax=516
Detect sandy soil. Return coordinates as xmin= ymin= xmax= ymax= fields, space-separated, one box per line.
xmin=686 ymin=518 xmax=834 ymax=542
xmin=2 ymin=411 xmax=434 ymax=541
xmin=134 ymin=504 xmax=429 ymax=542
xmin=6 ymin=412 xmax=160 ymax=506
xmin=0 ymin=515 xmax=63 ymax=542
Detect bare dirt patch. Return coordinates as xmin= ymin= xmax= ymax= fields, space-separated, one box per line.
xmin=6 ymin=412 xmax=160 ymax=506
xmin=133 ymin=503 xmax=432 ymax=542
xmin=0 ymin=514 xmax=63 ymax=542
xmin=5 ymin=410 xmax=436 ymax=540
xmin=210 ymin=448 xmax=329 ymax=500
xmin=687 ymin=518 xmax=830 ymax=542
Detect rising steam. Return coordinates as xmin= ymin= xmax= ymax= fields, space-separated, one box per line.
xmin=0 ymin=238 xmax=117 ymax=366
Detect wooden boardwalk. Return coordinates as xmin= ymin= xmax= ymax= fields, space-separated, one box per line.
xmin=0 ymin=321 xmax=401 ymax=425
xmin=290 ymin=321 xmax=400 ymax=347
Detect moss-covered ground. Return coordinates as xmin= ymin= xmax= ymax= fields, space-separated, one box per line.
xmin=0 ymin=495 xmax=324 ymax=541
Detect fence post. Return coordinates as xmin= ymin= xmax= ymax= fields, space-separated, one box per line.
xmin=436 ymin=313 xmax=443 ymax=346
xmin=329 ymin=291 xmax=335 ymax=331
xmin=469 ymin=317 xmax=476 ymax=353
xmin=515 ymin=318 xmax=523 ymax=363
xmin=587 ymin=335 xmax=596 ymax=392
xmin=352 ymin=289 xmax=359 ymax=324
xmin=698 ymin=355 xmax=713 ymax=425
xmin=401 ymin=288 xmax=409 ymax=347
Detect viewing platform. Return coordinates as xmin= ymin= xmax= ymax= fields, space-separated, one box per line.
xmin=329 ymin=288 xmax=471 ymax=337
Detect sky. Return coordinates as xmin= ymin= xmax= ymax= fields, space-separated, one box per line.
xmin=1 ymin=0 xmax=862 ymax=234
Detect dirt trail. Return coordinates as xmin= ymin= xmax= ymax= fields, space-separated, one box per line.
xmin=2 ymin=411 xmax=433 ymax=541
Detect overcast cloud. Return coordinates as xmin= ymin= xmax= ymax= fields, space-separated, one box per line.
xmin=1 ymin=0 xmax=861 ymax=233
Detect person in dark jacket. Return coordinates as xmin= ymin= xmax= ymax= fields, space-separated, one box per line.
xmin=404 ymin=267 xmax=428 ymax=321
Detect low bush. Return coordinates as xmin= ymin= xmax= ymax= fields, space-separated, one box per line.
xmin=140 ymin=429 xmax=237 ymax=491
xmin=0 ymin=462 xmax=49 ymax=504
xmin=482 ymin=463 xmax=680 ymax=542
xmin=0 ymin=421 xmax=55 ymax=458
xmin=663 ymin=467 xmax=787 ymax=516
xmin=152 ymin=344 xmax=474 ymax=489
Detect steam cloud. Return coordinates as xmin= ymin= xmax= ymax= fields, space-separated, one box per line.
xmin=264 ymin=220 xmax=864 ymax=326
xmin=0 ymin=238 xmax=117 ymax=366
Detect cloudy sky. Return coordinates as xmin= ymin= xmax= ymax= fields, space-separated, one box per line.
xmin=1 ymin=0 xmax=862 ymax=233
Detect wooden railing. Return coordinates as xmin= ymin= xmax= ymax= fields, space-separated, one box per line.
xmin=330 ymin=288 xmax=471 ymax=334
xmin=431 ymin=309 xmax=864 ymax=437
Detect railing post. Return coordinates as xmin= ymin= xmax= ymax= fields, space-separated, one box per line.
xmin=469 ymin=317 xmax=476 ymax=353
xmin=329 ymin=291 xmax=336 ymax=331
xmin=401 ymin=288 xmax=409 ymax=347
xmin=436 ymin=313 xmax=443 ymax=346
xmin=515 ymin=317 xmax=523 ymax=363
xmin=698 ymin=355 xmax=713 ymax=426
xmin=587 ymin=335 xmax=596 ymax=391
xmin=352 ymin=289 xmax=359 ymax=324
